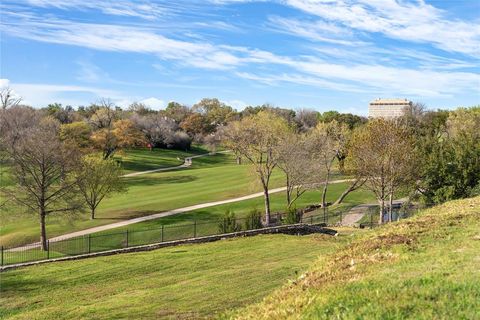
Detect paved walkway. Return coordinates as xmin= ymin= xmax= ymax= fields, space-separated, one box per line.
xmin=340 ymin=199 xmax=407 ymax=226
xmin=8 ymin=179 xmax=352 ymax=251
xmin=122 ymin=151 xmax=231 ymax=177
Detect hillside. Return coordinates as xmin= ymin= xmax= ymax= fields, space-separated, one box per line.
xmin=0 ymin=232 xmax=354 ymax=319
xmin=228 ymin=196 xmax=480 ymax=319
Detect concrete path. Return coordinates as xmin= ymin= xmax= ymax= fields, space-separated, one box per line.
xmin=122 ymin=151 xmax=231 ymax=177
xmin=340 ymin=199 xmax=407 ymax=226
xmin=7 ymin=179 xmax=352 ymax=251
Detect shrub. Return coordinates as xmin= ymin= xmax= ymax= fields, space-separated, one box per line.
xmin=284 ymin=207 xmax=302 ymax=225
xmin=218 ymin=210 xmax=241 ymax=233
xmin=244 ymin=208 xmax=263 ymax=230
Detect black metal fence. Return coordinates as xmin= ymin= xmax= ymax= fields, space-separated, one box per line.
xmin=0 ymin=204 xmax=414 ymax=267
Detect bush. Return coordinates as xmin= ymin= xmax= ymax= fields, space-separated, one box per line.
xmin=244 ymin=208 xmax=263 ymax=230
xmin=284 ymin=207 xmax=303 ymax=225
xmin=165 ymin=131 xmax=192 ymax=151
xmin=218 ymin=210 xmax=241 ymax=233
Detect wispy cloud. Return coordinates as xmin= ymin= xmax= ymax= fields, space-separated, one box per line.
xmin=283 ymin=0 xmax=480 ymax=57
xmin=24 ymin=0 xmax=168 ymax=20
xmin=268 ymin=15 xmax=367 ymax=46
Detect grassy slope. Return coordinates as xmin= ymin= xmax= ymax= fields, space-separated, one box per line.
xmin=0 ymin=233 xmax=354 ymax=320
xmin=228 ymin=196 xmax=480 ymax=319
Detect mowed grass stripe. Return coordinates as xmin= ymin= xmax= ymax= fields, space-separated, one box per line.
xmin=0 ymin=233 xmax=353 ymax=319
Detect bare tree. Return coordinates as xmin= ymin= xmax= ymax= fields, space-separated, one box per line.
xmin=347 ymin=119 xmax=417 ymax=223
xmin=309 ymin=121 xmax=350 ymax=208
xmin=223 ymin=111 xmax=291 ymax=225
xmin=131 ymin=114 xmax=177 ymax=150
xmin=0 ymin=87 xmax=22 ymax=110
xmin=1 ymin=117 xmax=83 ymax=250
xmin=295 ymin=108 xmax=318 ymax=132
xmin=277 ymin=132 xmax=323 ymax=209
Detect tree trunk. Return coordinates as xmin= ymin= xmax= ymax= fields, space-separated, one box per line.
xmin=286 ymin=176 xmax=291 ymax=208
xmin=40 ymin=210 xmax=48 ymax=251
xmin=321 ymin=170 xmax=330 ymax=207
xmin=263 ymin=186 xmax=271 ymax=226
xmin=333 ymin=179 xmax=365 ymax=206
xmin=236 ymin=156 xmax=241 ymax=165
xmin=388 ymin=193 xmax=393 ymax=222
xmin=91 ymin=208 xmax=96 ymax=220
xmin=379 ymin=200 xmax=385 ymax=224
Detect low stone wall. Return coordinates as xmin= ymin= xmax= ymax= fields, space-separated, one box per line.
xmin=0 ymin=223 xmax=337 ymax=272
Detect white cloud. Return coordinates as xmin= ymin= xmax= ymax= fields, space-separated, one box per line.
xmin=140 ymin=97 xmax=165 ymax=110
xmin=268 ymin=16 xmax=367 ymax=46
xmin=284 ymin=0 xmax=480 ymax=57
xmin=9 ymin=81 xmax=121 ymax=107
xmin=25 ymin=0 xmax=167 ymax=20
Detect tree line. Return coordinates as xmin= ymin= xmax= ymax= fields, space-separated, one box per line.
xmin=1 ymin=86 xmax=478 ymax=249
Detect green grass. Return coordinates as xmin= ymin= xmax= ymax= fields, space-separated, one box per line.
xmin=0 ymin=233 xmax=354 ymax=319
xmin=0 ymin=151 xmax=284 ymax=247
xmin=114 ymin=146 xmax=208 ymax=174
xmin=1 ymin=146 xmax=363 ymax=248
xmin=227 ymin=196 xmax=480 ymax=319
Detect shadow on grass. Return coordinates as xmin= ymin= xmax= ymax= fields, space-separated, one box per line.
xmin=125 ymin=175 xmax=198 ymax=187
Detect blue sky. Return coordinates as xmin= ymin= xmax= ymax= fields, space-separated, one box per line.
xmin=1 ymin=0 xmax=479 ymax=115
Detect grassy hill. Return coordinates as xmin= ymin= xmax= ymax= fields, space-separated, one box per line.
xmin=0 ymin=232 xmax=355 ymax=320
xmin=227 ymin=196 xmax=480 ymax=319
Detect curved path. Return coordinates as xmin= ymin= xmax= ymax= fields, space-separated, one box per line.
xmin=122 ymin=150 xmax=231 ymax=178
xmin=8 ymin=179 xmax=352 ymax=251
xmin=340 ymin=198 xmax=407 ymax=226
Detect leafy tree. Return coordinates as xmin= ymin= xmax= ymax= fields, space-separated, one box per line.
xmin=76 ymin=155 xmax=127 ymax=219
xmin=180 ymin=113 xmax=213 ymax=140
xmin=163 ymin=101 xmax=191 ymax=123
xmin=192 ymin=98 xmax=237 ymax=126
xmin=91 ymin=119 xmax=145 ymax=159
xmin=420 ymin=107 xmax=480 ymax=203
xmin=223 ymin=111 xmax=291 ymax=225
xmin=59 ymin=121 xmax=92 ymax=150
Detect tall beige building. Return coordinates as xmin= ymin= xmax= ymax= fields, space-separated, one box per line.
xmin=368 ymin=98 xmax=412 ymax=119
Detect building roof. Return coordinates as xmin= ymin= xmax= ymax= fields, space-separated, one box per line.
xmin=369 ymin=98 xmax=411 ymax=105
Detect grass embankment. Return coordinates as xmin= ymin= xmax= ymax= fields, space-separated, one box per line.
xmin=228 ymin=196 xmax=480 ymax=319
xmin=0 ymin=233 xmax=354 ymax=319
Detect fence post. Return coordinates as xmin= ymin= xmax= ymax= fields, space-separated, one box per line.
xmin=161 ymin=225 xmax=164 ymax=242
xmin=193 ymin=220 xmax=197 ymax=238
xmin=1 ymin=246 xmax=3 ymax=266
xmin=88 ymin=234 xmax=91 ymax=254
xmin=370 ymin=210 xmax=374 ymax=229
xmin=125 ymin=229 xmax=129 ymax=248
xmin=47 ymin=240 xmax=50 ymax=259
